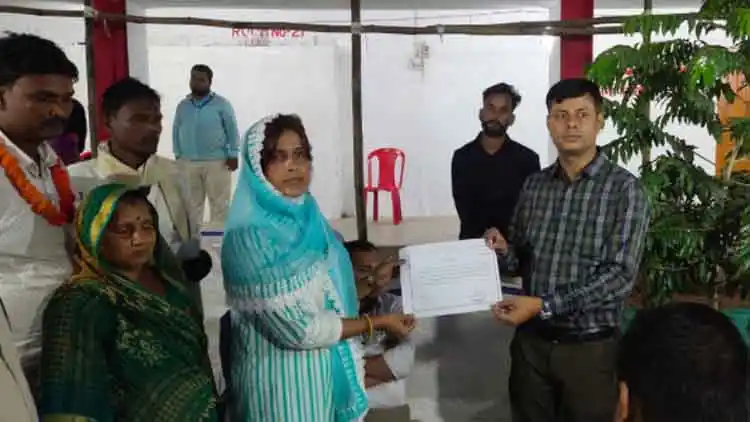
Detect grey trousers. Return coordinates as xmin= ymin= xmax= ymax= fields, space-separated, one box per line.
xmin=509 ymin=328 xmax=618 ymax=422
xmin=364 ymin=405 xmax=411 ymax=422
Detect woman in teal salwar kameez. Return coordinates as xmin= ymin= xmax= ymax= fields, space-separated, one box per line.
xmin=221 ymin=114 xmax=416 ymax=422
xmin=39 ymin=183 xmax=219 ymax=422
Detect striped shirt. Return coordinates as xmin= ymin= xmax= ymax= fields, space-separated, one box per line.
xmin=500 ymin=152 xmax=650 ymax=331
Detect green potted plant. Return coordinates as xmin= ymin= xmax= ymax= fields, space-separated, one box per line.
xmin=586 ymin=0 xmax=750 ymax=342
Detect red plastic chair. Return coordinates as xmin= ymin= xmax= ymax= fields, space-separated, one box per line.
xmin=364 ymin=148 xmax=405 ymax=225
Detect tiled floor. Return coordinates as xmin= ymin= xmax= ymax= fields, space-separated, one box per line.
xmin=330 ymin=216 xmax=460 ymax=246
xmin=200 ymin=216 xmax=513 ymax=422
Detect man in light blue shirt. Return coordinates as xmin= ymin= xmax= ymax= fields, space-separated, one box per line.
xmin=173 ymin=64 xmax=239 ymax=228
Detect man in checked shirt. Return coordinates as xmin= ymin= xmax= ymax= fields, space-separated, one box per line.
xmin=484 ymin=78 xmax=651 ymax=422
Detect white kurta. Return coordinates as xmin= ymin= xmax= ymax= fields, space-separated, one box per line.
xmin=0 ymin=304 xmax=37 ymax=422
xmin=0 ymin=131 xmax=72 ymax=373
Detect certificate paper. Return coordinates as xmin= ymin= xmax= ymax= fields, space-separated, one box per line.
xmin=399 ymin=239 xmax=502 ymax=318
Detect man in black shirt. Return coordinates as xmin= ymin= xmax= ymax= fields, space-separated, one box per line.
xmin=451 ymin=83 xmax=541 ymax=241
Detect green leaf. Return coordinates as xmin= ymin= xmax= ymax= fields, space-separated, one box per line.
xmin=590 ymin=3 xmax=750 ymax=306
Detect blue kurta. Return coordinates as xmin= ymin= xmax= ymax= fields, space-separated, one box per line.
xmin=221 ymin=115 xmax=368 ymax=422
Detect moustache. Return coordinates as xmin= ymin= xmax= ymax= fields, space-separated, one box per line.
xmin=483 ymin=120 xmax=504 ymax=127
xmin=42 ymin=118 xmax=66 ymax=128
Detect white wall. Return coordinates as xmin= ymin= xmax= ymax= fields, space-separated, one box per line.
xmin=147 ymin=44 xmax=346 ymax=218
xmin=545 ymin=2 xmax=562 ymax=163
xmin=127 ymin=1 xmax=150 ymax=83
xmin=136 ymin=7 xmax=554 ymax=220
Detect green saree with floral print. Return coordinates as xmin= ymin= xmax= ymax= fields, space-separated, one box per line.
xmin=39 ymin=183 xmax=218 ymax=422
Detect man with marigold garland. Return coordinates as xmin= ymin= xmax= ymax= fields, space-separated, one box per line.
xmin=0 ymin=32 xmax=79 ymax=418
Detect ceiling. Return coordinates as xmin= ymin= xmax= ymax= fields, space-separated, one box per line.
xmin=129 ymin=0 xmax=552 ymax=8
xmin=124 ymin=0 xmax=703 ymax=10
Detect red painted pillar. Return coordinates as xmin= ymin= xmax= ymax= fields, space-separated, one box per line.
xmin=560 ymin=0 xmax=594 ymax=79
xmin=92 ymin=0 xmax=129 ymax=142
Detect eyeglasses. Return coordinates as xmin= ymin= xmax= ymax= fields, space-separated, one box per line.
xmin=355 ymin=258 xmax=401 ymax=288
xmin=356 ymin=268 xmax=392 ymax=287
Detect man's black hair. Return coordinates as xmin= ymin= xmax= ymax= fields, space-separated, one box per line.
xmin=0 ymin=32 xmax=78 ymax=87
xmin=344 ymin=240 xmax=377 ymax=255
xmin=482 ymin=82 xmax=522 ymax=111
xmin=191 ymin=64 xmax=213 ymax=82
xmin=545 ymin=78 xmax=603 ymax=112
xmin=101 ymin=77 xmax=160 ymax=119
xmin=617 ymin=302 xmax=748 ymax=422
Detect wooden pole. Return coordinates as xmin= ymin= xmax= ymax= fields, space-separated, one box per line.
xmin=351 ymin=0 xmax=367 ymax=241
xmin=83 ymin=0 xmax=98 ymax=155
xmin=640 ymin=0 xmax=653 ymax=168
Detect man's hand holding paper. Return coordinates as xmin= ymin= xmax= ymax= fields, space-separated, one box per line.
xmin=482 ymin=226 xmax=544 ymax=327
xmin=483 ymin=227 xmax=508 ymax=253
xmin=491 ymin=296 xmax=543 ymax=327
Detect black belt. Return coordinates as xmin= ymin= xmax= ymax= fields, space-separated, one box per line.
xmin=521 ymin=322 xmax=617 ymax=344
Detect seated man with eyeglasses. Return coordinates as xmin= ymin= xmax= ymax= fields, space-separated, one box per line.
xmin=345 ymin=240 xmax=414 ymax=422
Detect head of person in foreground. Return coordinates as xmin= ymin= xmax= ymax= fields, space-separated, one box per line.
xmin=614 ymin=302 xmax=748 ymax=422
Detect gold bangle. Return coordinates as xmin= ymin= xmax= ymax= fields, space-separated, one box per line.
xmin=364 ymin=315 xmax=374 ymax=340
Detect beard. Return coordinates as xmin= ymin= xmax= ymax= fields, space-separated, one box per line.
xmin=481 ymin=120 xmax=508 ymax=138
xmin=191 ymin=88 xmax=210 ymax=97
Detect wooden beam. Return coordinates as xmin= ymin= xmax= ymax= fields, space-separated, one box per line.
xmin=83 ymin=0 xmax=98 ymax=156
xmin=0 ymin=5 xmax=696 ymax=37
xmin=640 ymin=0 xmax=653 ymax=168
xmin=350 ymin=0 xmax=367 ymax=241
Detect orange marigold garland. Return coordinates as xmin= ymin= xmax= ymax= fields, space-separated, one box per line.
xmin=0 ymin=142 xmax=75 ymax=226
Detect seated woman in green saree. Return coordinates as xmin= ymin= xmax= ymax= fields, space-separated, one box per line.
xmin=39 ymin=183 xmax=218 ymax=422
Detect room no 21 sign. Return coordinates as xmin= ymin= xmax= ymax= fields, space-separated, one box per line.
xmin=231 ymin=28 xmax=307 ymax=47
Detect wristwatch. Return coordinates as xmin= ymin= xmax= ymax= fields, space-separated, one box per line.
xmin=539 ymin=299 xmax=553 ymax=320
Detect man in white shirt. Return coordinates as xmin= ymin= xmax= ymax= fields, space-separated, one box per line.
xmin=0 ymin=301 xmax=37 ymax=422
xmin=0 ymin=300 xmax=37 ymax=422
xmin=68 ymin=77 xmax=210 ymax=305
xmin=345 ymin=240 xmax=414 ymax=422
xmin=0 ymin=33 xmax=79 ymax=408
